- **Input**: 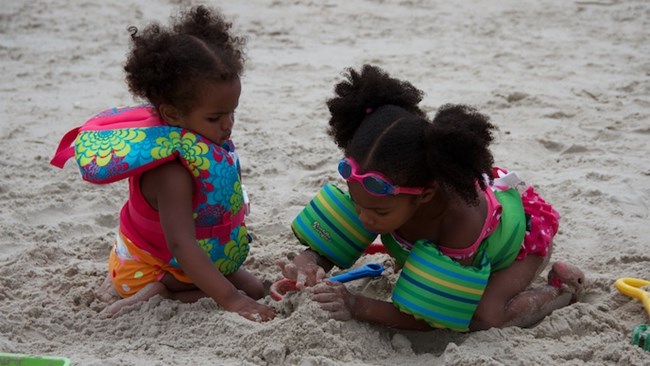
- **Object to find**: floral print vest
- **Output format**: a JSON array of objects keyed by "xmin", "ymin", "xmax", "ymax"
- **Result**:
[{"xmin": 51, "ymin": 105, "xmax": 250, "ymax": 275}]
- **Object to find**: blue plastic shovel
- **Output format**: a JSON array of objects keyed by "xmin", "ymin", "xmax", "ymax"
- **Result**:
[
  {"xmin": 327, "ymin": 263, "xmax": 384, "ymax": 282},
  {"xmin": 270, "ymin": 263, "xmax": 385, "ymax": 301}
]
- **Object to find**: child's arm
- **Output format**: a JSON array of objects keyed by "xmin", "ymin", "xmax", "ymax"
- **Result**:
[
  {"xmin": 283, "ymin": 249, "xmax": 431, "ymax": 329},
  {"xmin": 310, "ymin": 281, "xmax": 431, "ymax": 330},
  {"xmin": 352, "ymin": 294, "xmax": 431, "ymax": 330},
  {"xmin": 146, "ymin": 161, "xmax": 274, "ymax": 321}
]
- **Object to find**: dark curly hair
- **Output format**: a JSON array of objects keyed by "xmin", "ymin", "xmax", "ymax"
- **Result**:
[
  {"xmin": 327, "ymin": 65, "xmax": 496, "ymax": 205},
  {"xmin": 124, "ymin": 5, "xmax": 246, "ymax": 114}
]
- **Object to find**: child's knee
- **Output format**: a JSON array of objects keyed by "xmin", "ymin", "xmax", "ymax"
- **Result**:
[
  {"xmin": 471, "ymin": 298, "xmax": 508, "ymax": 330},
  {"xmin": 471, "ymin": 308, "xmax": 506, "ymax": 330}
]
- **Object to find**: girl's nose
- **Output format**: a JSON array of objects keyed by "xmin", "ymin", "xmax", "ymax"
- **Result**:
[
  {"xmin": 356, "ymin": 206, "xmax": 374, "ymax": 227},
  {"xmin": 222, "ymin": 113, "xmax": 235, "ymax": 131}
]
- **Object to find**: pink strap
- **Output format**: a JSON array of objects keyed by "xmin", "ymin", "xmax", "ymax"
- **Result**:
[
  {"xmin": 195, "ymin": 209, "xmax": 246, "ymax": 243},
  {"xmin": 50, "ymin": 126, "xmax": 81, "ymax": 168},
  {"xmin": 438, "ymin": 188, "xmax": 502, "ymax": 260},
  {"xmin": 127, "ymin": 195, "xmax": 246, "ymax": 245}
]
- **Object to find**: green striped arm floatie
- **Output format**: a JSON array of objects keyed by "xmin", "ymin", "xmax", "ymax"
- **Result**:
[
  {"xmin": 384, "ymin": 187, "xmax": 526, "ymax": 331},
  {"xmin": 391, "ymin": 240, "xmax": 491, "ymax": 332},
  {"xmin": 291, "ymin": 183, "xmax": 378, "ymax": 268}
]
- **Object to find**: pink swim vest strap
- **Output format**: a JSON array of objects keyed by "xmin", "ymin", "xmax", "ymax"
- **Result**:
[
  {"xmin": 124, "ymin": 197, "xmax": 246, "ymax": 245},
  {"xmin": 50, "ymin": 126, "xmax": 81, "ymax": 168},
  {"xmin": 194, "ymin": 209, "xmax": 246, "ymax": 242},
  {"xmin": 437, "ymin": 187, "xmax": 501, "ymax": 260}
]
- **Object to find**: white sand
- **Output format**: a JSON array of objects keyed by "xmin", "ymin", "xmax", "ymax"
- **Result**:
[{"xmin": 2, "ymin": 0, "xmax": 650, "ymax": 365}]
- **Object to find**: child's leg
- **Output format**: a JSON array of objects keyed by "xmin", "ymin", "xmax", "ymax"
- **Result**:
[
  {"xmin": 159, "ymin": 273, "xmax": 206, "ymax": 303},
  {"xmin": 155, "ymin": 268, "xmax": 265, "ymax": 303},
  {"xmin": 102, "ymin": 282, "xmax": 169, "ymax": 317},
  {"xmin": 156, "ymin": 269, "xmax": 265, "ymax": 303},
  {"xmin": 470, "ymin": 254, "xmax": 584, "ymax": 331},
  {"xmin": 95, "ymin": 272, "xmax": 119, "ymax": 303},
  {"xmin": 102, "ymin": 233, "xmax": 187, "ymax": 315},
  {"xmin": 226, "ymin": 268, "xmax": 265, "ymax": 300}
]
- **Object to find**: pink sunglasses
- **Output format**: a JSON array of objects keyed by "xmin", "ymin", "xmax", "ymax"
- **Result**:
[{"xmin": 338, "ymin": 157, "xmax": 425, "ymax": 196}]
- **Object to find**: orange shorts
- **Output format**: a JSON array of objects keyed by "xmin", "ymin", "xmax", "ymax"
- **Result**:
[{"xmin": 108, "ymin": 230, "xmax": 192, "ymax": 298}]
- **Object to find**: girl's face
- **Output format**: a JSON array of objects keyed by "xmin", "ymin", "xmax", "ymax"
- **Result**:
[
  {"xmin": 163, "ymin": 77, "xmax": 241, "ymax": 146},
  {"xmin": 347, "ymin": 181, "xmax": 423, "ymax": 234}
]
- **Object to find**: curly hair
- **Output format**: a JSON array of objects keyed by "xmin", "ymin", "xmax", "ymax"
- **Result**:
[
  {"xmin": 327, "ymin": 64, "xmax": 426, "ymax": 151},
  {"xmin": 123, "ymin": 5, "xmax": 246, "ymax": 114},
  {"xmin": 327, "ymin": 65, "xmax": 496, "ymax": 205}
]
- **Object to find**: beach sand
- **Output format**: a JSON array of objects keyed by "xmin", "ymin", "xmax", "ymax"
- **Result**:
[{"xmin": 1, "ymin": 0, "xmax": 649, "ymax": 365}]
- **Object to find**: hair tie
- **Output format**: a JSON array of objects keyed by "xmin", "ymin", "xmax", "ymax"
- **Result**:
[{"xmin": 365, "ymin": 107, "xmax": 373, "ymax": 115}]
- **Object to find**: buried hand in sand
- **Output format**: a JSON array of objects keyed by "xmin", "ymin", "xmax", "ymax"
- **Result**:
[
  {"xmin": 51, "ymin": 5, "xmax": 274, "ymax": 322},
  {"xmin": 277, "ymin": 65, "xmax": 584, "ymax": 331}
]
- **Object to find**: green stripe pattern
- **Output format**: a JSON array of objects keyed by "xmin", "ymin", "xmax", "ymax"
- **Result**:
[
  {"xmin": 482, "ymin": 188, "xmax": 526, "ymax": 271},
  {"xmin": 392, "ymin": 240, "xmax": 491, "ymax": 332},
  {"xmin": 291, "ymin": 183, "xmax": 377, "ymax": 268},
  {"xmin": 380, "ymin": 233, "xmax": 410, "ymax": 266},
  {"xmin": 386, "ymin": 187, "xmax": 526, "ymax": 331}
]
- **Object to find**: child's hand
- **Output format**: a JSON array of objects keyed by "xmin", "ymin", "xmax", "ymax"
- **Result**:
[
  {"xmin": 223, "ymin": 293, "xmax": 275, "ymax": 322},
  {"xmin": 274, "ymin": 256, "xmax": 326, "ymax": 290},
  {"xmin": 309, "ymin": 281, "xmax": 356, "ymax": 320}
]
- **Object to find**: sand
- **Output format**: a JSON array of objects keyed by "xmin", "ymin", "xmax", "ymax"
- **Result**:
[{"xmin": 1, "ymin": 0, "xmax": 650, "ymax": 365}]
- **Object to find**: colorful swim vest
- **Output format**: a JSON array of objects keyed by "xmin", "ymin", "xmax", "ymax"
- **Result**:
[
  {"xmin": 291, "ymin": 181, "xmax": 527, "ymax": 332},
  {"xmin": 51, "ymin": 105, "xmax": 250, "ymax": 275}
]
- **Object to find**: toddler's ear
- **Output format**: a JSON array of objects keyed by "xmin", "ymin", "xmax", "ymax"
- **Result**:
[
  {"xmin": 417, "ymin": 185, "xmax": 438, "ymax": 204},
  {"xmin": 159, "ymin": 104, "xmax": 182, "ymax": 126}
]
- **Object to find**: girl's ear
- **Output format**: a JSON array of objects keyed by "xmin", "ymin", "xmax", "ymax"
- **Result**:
[
  {"xmin": 417, "ymin": 183, "xmax": 438, "ymax": 204},
  {"xmin": 159, "ymin": 104, "xmax": 182, "ymax": 126}
]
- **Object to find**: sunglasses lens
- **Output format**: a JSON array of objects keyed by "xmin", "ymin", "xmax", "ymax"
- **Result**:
[
  {"xmin": 363, "ymin": 176, "xmax": 390, "ymax": 195},
  {"xmin": 338, "ymin": 160, "xmax": 352, "ymax": 179}
]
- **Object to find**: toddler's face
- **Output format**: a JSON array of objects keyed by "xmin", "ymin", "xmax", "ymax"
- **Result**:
[
  {"xmin": 178, "ymin": 77, "xmax": 241, "ymax": 146},
  {"xmin": 346, "ymin": 181, "xmax": 420, "ymax": 234}
]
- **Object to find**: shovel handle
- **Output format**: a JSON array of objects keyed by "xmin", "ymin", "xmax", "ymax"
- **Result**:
[
  {"xmin": 328, "ymin": 263, "xmax": 384, "ymax": 283},
  {"xmin": 615, "ymin": 278, "xmax": 650, "ymax": 317},
  {"xmin": 270, "ymin": 263, "xmax": 385, "ymax": 301}
]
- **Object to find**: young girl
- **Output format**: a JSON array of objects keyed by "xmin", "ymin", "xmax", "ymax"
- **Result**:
[
  {"xmin": 51, "ymin": 5, "xmax": 275, "ymax": 322},
  {"xmin": 277, "ymin": 65, "xmax": 584, "ymax": 331}
]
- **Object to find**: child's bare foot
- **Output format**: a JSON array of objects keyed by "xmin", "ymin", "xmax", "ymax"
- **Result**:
[
  {"xmin": 547, "ymin": 261, "xmax": 585, "ymax": 298},
  {"xmin": 101, "ymin": 282, "xmax": 167, "ymax": 317},
  {"xmin": 95, "ymin": 274, "xmax": 119, "ymax": 303},
  {"xmin": 222, "ymin": 292, "xmax": 276, "ymax": 322}
]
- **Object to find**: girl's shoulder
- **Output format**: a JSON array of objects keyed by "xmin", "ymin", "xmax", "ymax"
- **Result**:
[{"xmin": 439, "ymin": 193, "xmax": 487, "ymax": 247}]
